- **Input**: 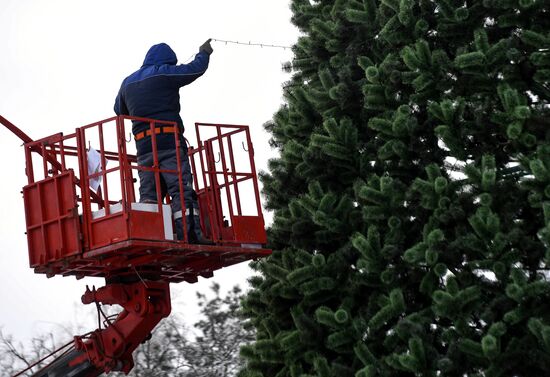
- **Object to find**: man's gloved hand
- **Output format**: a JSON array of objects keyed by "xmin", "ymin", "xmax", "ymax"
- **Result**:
[{"xmin": 199, "ymin": 39, "xmax": 213, "ymax": 55}]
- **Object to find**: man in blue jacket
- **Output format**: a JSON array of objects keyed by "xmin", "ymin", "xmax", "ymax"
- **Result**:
[{"xmin": 114, "ymin": 40, "xmax": 213, "ymax": 243}]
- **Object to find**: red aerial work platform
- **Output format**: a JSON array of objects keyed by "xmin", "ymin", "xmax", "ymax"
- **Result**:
[{"xmin": 1, "ymin": 114, "xmax": 271, "ymax": 375}]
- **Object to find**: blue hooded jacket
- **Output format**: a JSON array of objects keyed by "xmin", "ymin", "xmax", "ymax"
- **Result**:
[{"xmin": 114, "ymin": 43, "xmax": 210, "ymax": 155}]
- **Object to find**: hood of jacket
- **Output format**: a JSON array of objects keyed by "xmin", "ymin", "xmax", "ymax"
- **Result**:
[{"xmin": 142, "ymin": 43, "xmax": 178, "ymax": 66}]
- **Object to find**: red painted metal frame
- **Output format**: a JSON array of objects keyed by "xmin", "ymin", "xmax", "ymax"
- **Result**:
[
  {"xmin": 18, "ymin": 115, "xmax": 270, "ymax": 282},
  {"xmin": 3, "ymin": 114, "xmax": 271, "ymax": 375},
  {"xmin": 191, "ymin": 122, "xmax": 267, "ymax": 245}
]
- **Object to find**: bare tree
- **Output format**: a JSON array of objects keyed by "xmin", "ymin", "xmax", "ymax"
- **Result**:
[
  {"xmin": 172, "ymin": 284, "xmax": 255, "ymax": 377},
  {"xmin": 0, "ymin": 328, "xmax": 68, "ymax": 377}
]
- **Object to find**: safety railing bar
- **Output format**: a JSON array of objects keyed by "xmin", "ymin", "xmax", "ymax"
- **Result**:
[
  {"xmin": 48, "ymin": 144, "xmax": 78, "ymax": 151},
  {"xmin": 59, "ymin": 139, "xmax": 66, "ymax": 171},
  {"xmin": 173, "ymin": 127, "xmax": 188, "ymax": 243},
  {"xmin": 117, "ymin": 117, "xmax": 137, "ymax": 204},
  {"xmin": 195, "ymin": 123, "xmax": 218, "ymax": 241},
  {"xmin": 216, "ymin": 126, "xmax": 236, "ymax": 230},
  {"xmin": 87, "ymin": 165, "xmax": 122, "ymax": 179},
  {"xmin": 149, "ymin": 121, "xmax": 165, "ymax": 219},
  {"xmin": 195, "ymin": 122, "xmax": 248, "ymax": 129},
  {"xmin": 24, "ymin": 145, "xmax": 34, "ymax": 183},
  {"xmin": 201, "ymin": 128, "xmax": 246, "ymax": 144},
  {"xmin": 127, "ymin": 165, "xmax": 232, "ymax": 189},
  {"xmin": 115, "ymin": 116, "xmax": 131, "ymax": 213},
  {"xmin": 32, "ymin": 147, "xmax": 78, "ymax": 161},
  {"xmin": 116, "ymin": 113, "xmax": 179, "ymax": 214},
  {"xmin": 189, "ymin": 151, "xmax": 204, "ymax": 233},
  {"xmin": 188, "ymin": 146, "xmax": 206, "ymax": 190},
  {"xmin": 202, "ymin": 170, "xmax": 254, "ymax": 177},
  {"xmin": 47, "ymin": 146, "xmax": 129, "ymax": 162},
  {"xmin": 47, "ymin": 143, "xmax": 61, "ymax": 176},
  {"xmin": 24, "ymin": 132, "xmax": 66, "ymax": 147},
  {"xmin": 127, "ymin": 165, "xmax": 184, "ymax": 175},
  {"xmin": 79, "ymin": 116, "xmax": 118, "ymax": 130},
  {"xmin": 20, "ymin": 126, "xmax": 110, "ymax": 219},
  {"xmin": 77, "ymin": 197, "xmax": 118, "ymax": 206},
  {"xmin": 199, "ymin": 172, "xmax": 252, "ymax": 186},
  {"xmin": 47, "ymin": 142, "xmax": 124, "ymax": 155},
  {"xmin": 26, "ymin": 135, "xmax": 70, "ymax": 167},
  {"xmin": 41, "ymin": 143, "xmax": 49, "ymax": 178},
  {"xmin": 27, "ymin": 142, "xmax": 106, "ymax": 206},
  {"xmin": 212, "ymin": 175, "xmax": 254, "ymax": 190},
  {"xmin": 98, "ymin": 123, "xmax": 110, "ymax": 214},
  {"xmin": 121, "ymin": 115, "xmax": 178, "ymax": 127},
  {"xmin": 77, "ymin": 129, "xmax": 93, "ymax": 250},
  {"xmin": 47, "ymin": 150, "xmax": 78, "ymax": 158},
  {"xmin": 188, "ymin": 145, "xmax": 208, "ymax": 159},
  {"xmin": 102, "ymin": 152, "xmax": 136, "ymax": 162},
  {"xmin": 227, "ymin": 136, "xmax": 242, "ymax": 216},
  {"xmin": 205, "ymin": 140, "xmax": 224, "ymax": 241},
  {"xmin": 246, "ymin": 127, "xmax": 263, "ymax": 218}
]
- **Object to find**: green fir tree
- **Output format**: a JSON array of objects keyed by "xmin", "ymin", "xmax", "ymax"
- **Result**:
[{"xmin": 241, "ymin": 0, "xmax": 550, "ymax": 376}]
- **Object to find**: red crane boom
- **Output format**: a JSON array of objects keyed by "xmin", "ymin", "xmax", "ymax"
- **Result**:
[{"xmin": 1, "ymin": 115, "xmax": 271, "ymax": 375}]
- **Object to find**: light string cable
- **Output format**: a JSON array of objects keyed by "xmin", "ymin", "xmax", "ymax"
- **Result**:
[
  {"xmin": 211, "ymin": 38, "xmax": 292, "ymax": 50},
  {"xmin": 182, "ymin": 38, "xmax": 293, "ymax": 63}
]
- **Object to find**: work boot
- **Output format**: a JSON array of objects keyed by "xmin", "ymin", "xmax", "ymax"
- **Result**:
[
  {"xmin": 189, "ymin": 215, "xmax": 214, "ymax": 245},
  {"xmin": 175, "ymin": 215, "xmax": 214, "ymax": 244}
]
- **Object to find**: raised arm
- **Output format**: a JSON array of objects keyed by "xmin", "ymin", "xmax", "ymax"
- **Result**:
[{"xmin": 169, "ymin": 40, "xmax": 213, "ymax": 87}]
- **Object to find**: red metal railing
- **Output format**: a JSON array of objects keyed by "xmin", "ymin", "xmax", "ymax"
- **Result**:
[
  {"xmin": 21, "ymin": 115, "xmax": 267, "ymax": 267},
  {"xmin": 191, "ymin": 123, "xmax": 265, "ymax": 244}
]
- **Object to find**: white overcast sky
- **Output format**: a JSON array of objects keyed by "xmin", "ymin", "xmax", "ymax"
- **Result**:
[{"xmin": 0, "ymin": 0, "xmax": 297, "ymax": 344}]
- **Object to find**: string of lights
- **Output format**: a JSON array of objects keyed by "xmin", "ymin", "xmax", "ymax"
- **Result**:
[
  {"xmin": 181, "ymin": 38, "xmax": 293, "ymax": 63},
  {"xmin": 211, "ymin": 38, "xmax": 292, "ymax": 50}
]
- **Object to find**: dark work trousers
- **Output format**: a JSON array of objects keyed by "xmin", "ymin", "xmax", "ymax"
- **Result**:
[{"xmin": 137, "ymin": 147, "xmax": 202, "ymax": 241}]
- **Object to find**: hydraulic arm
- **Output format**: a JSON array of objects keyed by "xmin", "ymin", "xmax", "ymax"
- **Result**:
[
  {"xmin": 30, "ymin": 349, "xmax": 99, "ymax": 377},
  {"xmin": 29, "ymin": 281, "xmax": 171, "ymax": 376},
  {"xmin": 74, "ymin": 281, "xmax": 172, "ymax": 373}
]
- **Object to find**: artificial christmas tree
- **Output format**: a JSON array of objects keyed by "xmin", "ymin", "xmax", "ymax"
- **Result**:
[{"xmin": 241, "ymin": 0, "xmax": 550, "ymax": 376}]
